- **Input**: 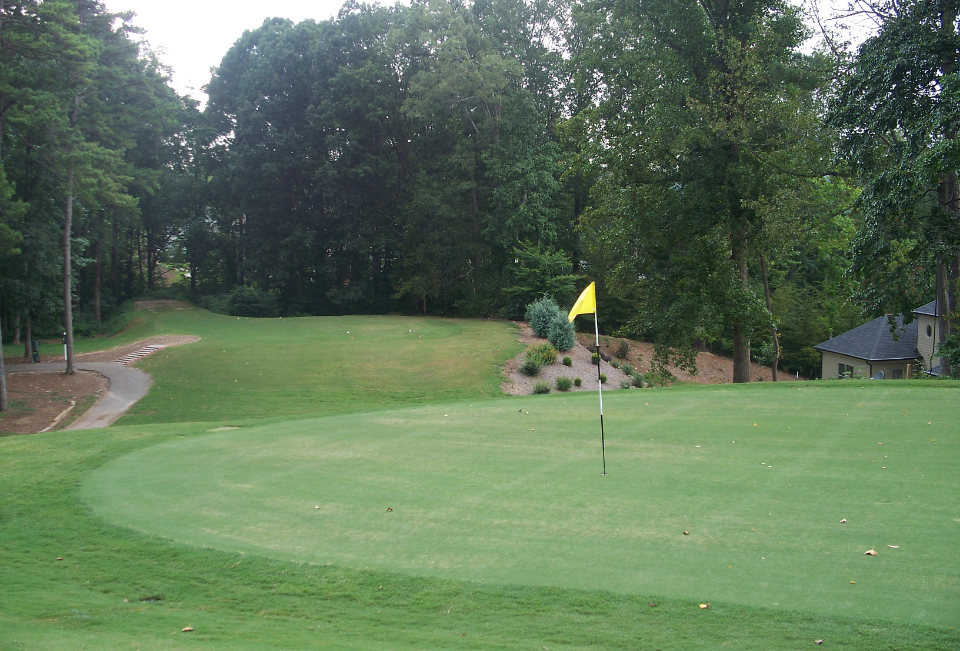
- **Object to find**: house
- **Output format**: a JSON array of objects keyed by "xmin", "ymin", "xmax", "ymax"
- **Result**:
[{"xmin": 814, "ymin": 301, "xmax": 942, "ymax": 379}]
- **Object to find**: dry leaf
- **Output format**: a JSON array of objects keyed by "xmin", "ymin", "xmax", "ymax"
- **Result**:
[
  {"xmin": 699, "ymin": 603, "xmax": 709, "ymax": 609},
  {"xmin": 815, "ymin": 640, "xmax": 824, "ymax": 645},
  {"xmin": 850, "ymin": 581, "xmax": 856, "ymax": 584},
  {"xmin": 648, "ymin": 603, "xmax": 657, "ymax": 608},
  {"xmin": 181, "ymin": 627, "xmax": 194, "ymax": 632},
  {"xmin": 865, "ymin": 549, "xmax": 877, "ymax": 556},
  {"xmin": 386, "ymin": 507, "xmax": 393, "ymax": 512},
  {"xmin": 683, "ymin": 531, "xmax": 689, "ymax": 535},
  {"xmin": 887, "ymin": 545, "xmax": 899, "ymax": 549},
  {"xmin": 56, "ymin": 557, "xmax": 63, "ymax": 561},
  {"xmin": 840, "ymin": 519, "xmax": 846, "ymax": 523}
]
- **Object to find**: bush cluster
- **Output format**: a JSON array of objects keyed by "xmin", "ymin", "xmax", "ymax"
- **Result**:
[
  {"xmin": 524, "ymin": 296, "xmax": 576, "ymax": 351},
  {"xmin": 573, "ymin": 377, "xmax": 582, "ymax": 387},
  {"xmin": 555, "ymin": 376, "xmax": 573, "ymax": 391},
  {"xmin": 616, "ymin": 340, "xmax": 630, "ymax": 359},
  {"xmin": 520, "ymin": 360, "xmax": 541, "ymax": 376},
  {"xmin": 533, "ymin": 381, "xmax": 551, "ymax": 394},
  {"xmin": 199, "ymin": 286, "xmax": 280, "ymax": 318},
  {"xmin": 527, "ymin": 342, "xmax": 558, "ymax": 366},
  {"xmin": 562, "ymin": 356, "xmax": 572, "ymax": 367}
]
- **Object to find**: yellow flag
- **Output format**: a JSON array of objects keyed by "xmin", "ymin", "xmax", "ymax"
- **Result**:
[{"xmin": 568, "ymin": 282, "xmax": 597, "ymax": 322}]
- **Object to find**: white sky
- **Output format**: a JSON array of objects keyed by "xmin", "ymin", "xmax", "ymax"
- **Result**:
[{"xmin": 102, "ymin": 0, "xmax": 352, "ymax": 102}]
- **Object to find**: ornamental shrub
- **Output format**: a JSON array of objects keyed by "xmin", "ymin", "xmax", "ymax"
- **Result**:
[
  {"xmin": 574, "ymin": 377, "xmax": 582, "ymax": 387},
  {"xmin": 562, "ymin": 356, "xmax": 572, "ymax": 367},
  {"xmin": 616, "ymin": 340, "xmax": 630, "ymax": 359},
  {"xmin": 527, "ymin": 342, "xmax": 558, "ymax": 366},
  {"xmin": 555, "ymin": 376, "xmax": 573, "ymax": 391},
  {"xmin": 520, "ymin": 359, "xmax": 541, "ymax": 376},
  {"xmin": 599, "ymin": 373, "xmax": 607, "ymax": 384},
  {"xmin": 632, "ymin": 372, "xmax": 645, "ymax": 387},
  {"xmin": 525, "ymin": 296, "xmax": 562, "ymax": 338},
  {"xmin": 620, "ymin": 363, "xmax": 634, "ymax": 376},
  {"xmin": 620, "ymin": 380, "xmax": 632, "ymax": 389},
  {"xmin": 547, "ymin": 317, "xmax": 576, "ymax": 351},
  {"xmin": 591, "ymin": 353, "xmax": 601, "ymax": 365},
  {"xmin": 533, "ymin": 381, "xmax": 551, "ymax": 394}
]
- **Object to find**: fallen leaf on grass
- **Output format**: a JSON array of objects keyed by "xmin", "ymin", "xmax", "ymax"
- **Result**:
[
  {"xmin": 683, "ymin": 531, "xmax": 689, "ymax": 535},
  {"xmin": 815, "ymin": 640, "xmax": 824, "ymax": 645},
  {"xmin": 181, "ymin": 627, "xmax": 194, "ymax": 632},
  {"xmin": 648, "ymin": 603, "xmax": 657, "ymax": 608},
  {"xmin": 840, "ymin": 519, "xmax": 846, "ymax": 523},
  {"xmin": 386, "ymin": 507, "xmax": 393, "ymax": 512},
  {"xmin": 850, "ymin": 581, "xmax": 856, "ymax": 584},
  {"xmin": 699, "ymin": 603, "xmax": 709, "ymax": 609},
  {"xmin": 887, "ymin": 545, "xmax": 899, "ymax": 549},
  {"xmin": 865, "ymin": 549, "xmax": 877, "ymax": 556}
]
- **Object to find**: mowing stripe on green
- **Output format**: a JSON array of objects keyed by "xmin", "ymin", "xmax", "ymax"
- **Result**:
[{"xmin": 83, "ymin": 382, "xmax": 960, "ymax": 627}]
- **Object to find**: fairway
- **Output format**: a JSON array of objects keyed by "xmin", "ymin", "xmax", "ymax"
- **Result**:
[{"xmin": 84, "ymin": 382, "xmax": 959, "ymax": 628}]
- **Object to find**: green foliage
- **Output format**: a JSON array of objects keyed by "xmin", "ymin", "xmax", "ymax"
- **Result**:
[
  {"xmin": 526, "ymin": 342, "xmax": 558, "ymax": 366},
  {"xmin": 520, "ymin": 359, "xmax": 541, "ymax": 376},
  {"xmin": 562, "ymin": 356, "xmax": 572, "ymax": 366},
  {"xmin": 532, "ymin": 381, "xmax": 551, "ymax": 394},
  {"xmin": 599, "ymin": 373, "xmax": 607, "ymax": 384},
  {"xmin": 631, "ymin": 373, "xmax": 645, "ymax": 388},
  {"xmin": 620, "ymin": 379, "xmax": 631, "ymax": 389},
  {"xmin": 226, "ymin": 287, "xmax": 280, "ymax": 318},
  {"xmin": 620, "ymin": 363, "xmax": 634, "ymax": 376},
  {"xmin": 573, "ymin": 377, "xmax": 582, "ymax": 387},
  {"xmin": 936, "ymin": 330, "xmax": 960, "ymax": 378},
  {"xmin": 591, "ymin": 353, "xmax": 600, "ymax": 365},
  {"xmin": 547, "ymin": 317, "xmax": 576, "ymax": 351},
  {"xmin": 555, "ymin": 376, "xmax": 573, "ymax": 391},
  {"xmin": 503, "ymin": 245, "xmax": 578, "ymax": 319},
  {"xmin": 525, "ymin": 296, "xmax": 562, "ymax": 338},
  {"xmin": 616, "ymin": 340, "xmax": 630, "ymax": 359}
]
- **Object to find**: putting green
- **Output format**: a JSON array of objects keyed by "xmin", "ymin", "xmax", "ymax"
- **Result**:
[{"xmin": 83, "ymin": 383, "xmax": 959, "ymax": 627}]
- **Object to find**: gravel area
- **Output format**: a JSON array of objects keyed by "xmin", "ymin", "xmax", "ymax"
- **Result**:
[{"xmin": 501, "ymin": 323, "xmax": 630, "ymax": 395}]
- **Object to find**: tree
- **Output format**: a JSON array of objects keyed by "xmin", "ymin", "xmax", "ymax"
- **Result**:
[
  {"xmin": 830, "ymin": 0, "xmax": 960, "ymax": 375},
  {"xmin": 572, "ymin": 0, "xmax": 834, "ymax": 381}
]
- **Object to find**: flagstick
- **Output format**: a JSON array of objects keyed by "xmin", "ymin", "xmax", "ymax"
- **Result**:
[{"xmin": 595, "ymin": 311, "xmax": 606, "ymax": 476}]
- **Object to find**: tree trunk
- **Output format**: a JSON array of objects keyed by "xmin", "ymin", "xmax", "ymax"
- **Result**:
[
  {"xmin": 760, "ymin": 256, "xmax": 779, "ymax": 381},
  {"xmin": 63, "ymin": 170, "xmax": 75, "ymax": 375},
  {"xmin": 0, "ymin": 314, "xmax": 7, "ymax": 411},
  {"xmin": 12, "ymin": 314, "xmax": 19, "ymax": 346},
  {"xmin": 94, "ymin": 212, "xmax": 103, "ymax": 323},
  {"xmin": 24, "ymin": 314, "xmax": 31, "ymax": 361},
  {"xmin": 731, "ymin": 234, "xmax": 751, "ymax": 383}
]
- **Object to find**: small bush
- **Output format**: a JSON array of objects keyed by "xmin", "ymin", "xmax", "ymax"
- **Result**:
[
  {"xmin": 547, "ymin": 318, "xmax": 576, "ymax": 351},
  {"xmin": 555, "ymin": 376, "xmax": 573, "ymax": 391},
  {"xmin": 620, "ymin": 363, "xmax": 634, "ymax": 376},
  {"xmin": 591, "ymin": 353, "xmax": 601, "ymax": 365},
  {"xmin": 520, "ymin": 359, "xmax": 541, "ymax": 376},
  {"xmin": 616, "ymin": 340, "xmax": 630, "ymax": 359},
  {"xmin": 632, "ymin": 373, "xmax": 645, "ymax": 387},
  {"xmin": 599, "ymin": 373, "xmax": 607, "ymax": 384},
  {"xmin": 525, "ymin": 296, "xmax": 562, "ymax": 338},
  {"xmin": 610, "ymin": 360, "xmax": 620, "ymax": 369},
  {"xmin": 562, "ymin": 356, "xmax": 572, "ymax": 366},
  {"xmin": 227, "ymin": 286, "xmax": 280, "ymax": 318},
  {"xmin": 527, "ymin": 342, "xmax": 558, "ymax": 366},
  {"xmin": 574, "ymin": 377, "xmax": 582, "ymax": 387},
  {"xmin": 620, "ymin": 380, "xmax": 632, "ymax": 389},
  {"xmin": 533, "ymin": 381, "xmax": 551, "ymax": 394}
]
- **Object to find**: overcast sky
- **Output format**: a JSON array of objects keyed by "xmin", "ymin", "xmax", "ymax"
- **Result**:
[{"xmin": 102, "ymin": 0, "xmax": 353, "ymax": 102}]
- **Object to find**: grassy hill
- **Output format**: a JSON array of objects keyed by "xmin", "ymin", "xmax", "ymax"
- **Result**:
[{"xmin": 1, "ymin": 300, "xmax": 958, "ymax": 650}]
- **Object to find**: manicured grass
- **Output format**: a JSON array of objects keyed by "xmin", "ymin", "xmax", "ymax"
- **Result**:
[
  {"xmin": 2, "ymin": 303, "xmax": 958, "ymax": 649},
  {"xmin": 84, "ymin": 383, "xmax": 959, "ymax": 628},
  {"xmin": 2, "ymin": 411, "xmax": 957, "ymax": 650}
]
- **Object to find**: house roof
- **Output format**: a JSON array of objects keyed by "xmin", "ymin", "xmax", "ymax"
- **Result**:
[
  {"xmin": 913, "ymin": 300, "xmax": 941, "ymax": 317},
  {"xmin": 814, "ymin": 315, "xmax": 921, "ymax": 362}
]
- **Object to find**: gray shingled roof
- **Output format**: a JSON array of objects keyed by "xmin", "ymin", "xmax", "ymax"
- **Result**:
[
  {"xmin": 913, "ymin": 300, "xmax": 941, "ymax": 317},
  {"xmin": 814, "ymin": 315, "xmax": 920, "ymax": 361}
]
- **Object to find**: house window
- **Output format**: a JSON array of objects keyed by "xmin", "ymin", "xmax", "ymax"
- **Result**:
[
  {"xmin": 839, "ymin": 363, "xmax": 854, "ymax": 377},
  {"xmin": 893, "ymin": 369, "xmax": 904, "ymax": 379},
  {"xmin": 926, "ymin": 325, "xmax": 932, "ymax": 337}
]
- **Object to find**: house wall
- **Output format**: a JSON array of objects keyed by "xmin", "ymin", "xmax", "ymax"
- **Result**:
[
  {"xmin": 916, "ymin": 314, "xmax": 941, "ymax": 371},
  {"xmin": 821, "ymin": 352, "xmax": 871, "ymax": 379},
  {"xmin": 820, "ymin": 351, "xmax": 913, "ymax": 380}
]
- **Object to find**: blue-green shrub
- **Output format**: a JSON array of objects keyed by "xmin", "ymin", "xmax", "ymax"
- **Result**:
[{"xmin": 547, "ymin": 318, "xmax": 576, "ymax": 351}]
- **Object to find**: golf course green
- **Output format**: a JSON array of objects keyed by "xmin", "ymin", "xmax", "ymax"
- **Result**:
[{"xmin": 2, "ymin": 300, "xmax": 958, "ymax": 649}]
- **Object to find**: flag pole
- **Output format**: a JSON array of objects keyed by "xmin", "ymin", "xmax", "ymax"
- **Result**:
[{"xmin": 595, "ymin": 311, "xmax": 606, "ymax": 476}]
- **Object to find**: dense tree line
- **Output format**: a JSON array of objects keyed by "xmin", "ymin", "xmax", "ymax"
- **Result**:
[{"xmin": 1, "ymin": 0, "xmax": 957, "ymax": 393}]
